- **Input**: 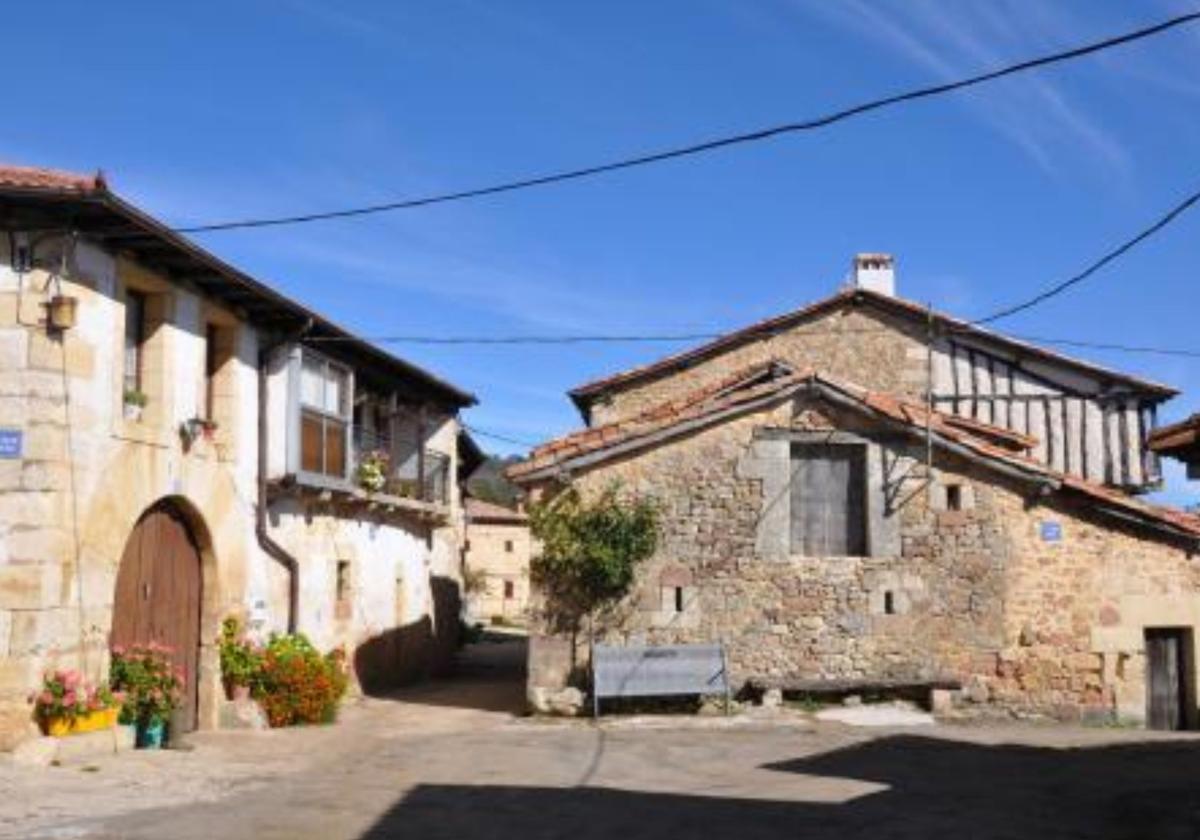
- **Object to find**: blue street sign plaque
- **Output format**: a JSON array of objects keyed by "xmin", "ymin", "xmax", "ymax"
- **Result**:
[
  {"xmin": 0, "ymin": 429, "xmax": 22, "ymax": 459},
  {"xmin": 1040, "ymin": 521, "xmax": 1062, "ymax": 542}
]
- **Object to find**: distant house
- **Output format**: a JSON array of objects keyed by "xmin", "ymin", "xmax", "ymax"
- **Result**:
[
  {"xmin": 463, "ymin": 498, "xmax": 532, "ymax": 623},
  {"xmin": 1149, "ymin": 414, "xmax": 1200, "ymax": 479},
  {"xmin": 511, "ymin": 254, "xmax": 1200, "ymax": 729},
  {"xmin": 0, "ymin": 164, "xmax": 476, "ymax": 748}
]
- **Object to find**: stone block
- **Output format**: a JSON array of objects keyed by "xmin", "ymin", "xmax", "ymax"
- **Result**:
[
  {"xmin": 11, "ymin": 735, "xmax": 57, "ymax": 767},
  {"xmin": 8, "ymin": 608, "xmax": 64, "ymax": 656},
  {"xmin": 527, "ymin": 634, "xmax": 574, "ymax": 690},
  {"xmin": 0, "ymin": 654, "xmax": 44, "ymax": 695},
  {"xmin": 19, "ymin": 425, "xmax": 65, "ymax": 461},
  {"xmin": 27, "ymin": 333, "xmax": 94, "ymax": 378},
  {"xmin": 20, "ymin": 461, "xmax": 69, "ymax": 491},
  {"xmin": 0, "ymin": 700, "xmax": 40, "ymax": 750},
  {"xmin": 6, "ymin": 527, "xmax": 71, "ymax": 564},
  {"xmin": 930, "ymin": 688, "xmax": 956, "ymax": 714},
  {"xmin": 528, "ymin": 685, "xmax": 585, "ymax": 716},
  {"xmin": 52, "ymin": 726, "xmax": 124, "ymax": 764},
  {"xmin": 0, "ymin": 563, "xmax": 61, "ymax": 610},
  {"xmin": 0, "ymin": 490, "xmax": 62, "ymax": 526},
  {"xmin": 218, "ymin": 696, "xmax": 269, "ymax": 730},
  {"xmin": 0, "ymin": 329, "xmax": 27, "ymax": 371}
]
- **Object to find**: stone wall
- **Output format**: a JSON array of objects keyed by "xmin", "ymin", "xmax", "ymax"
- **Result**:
[
  {"xmin": 464, "ymin": 520, "xmax": 533, "ymax": 622},
  {"xmin": 528, "ymin": 390, "xmax": 1199, "ymax": 724},
  {"xmin": 590, "ymin": 305, "xmax": 926, "ymax": 426},
  {"xmin": 0, "ymin": 234, "xmax": 466, "ymax": 747}
]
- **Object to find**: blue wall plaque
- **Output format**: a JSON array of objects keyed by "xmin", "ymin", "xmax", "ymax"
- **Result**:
[
  {"xmin": 1040, "ymin": 521, "xmax": 1062, "ymax": 542},
  {"xmin": 0, "ymin": 429, "xmax": 22, "ymax": 459}
]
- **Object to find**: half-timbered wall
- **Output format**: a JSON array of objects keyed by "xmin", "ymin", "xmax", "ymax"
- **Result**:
[{"xmin": 931, "ymin": 335, "xmax": 1160, "ymax": 490}]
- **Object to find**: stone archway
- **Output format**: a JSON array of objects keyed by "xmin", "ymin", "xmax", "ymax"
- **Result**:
[{"xmin": 111, "ymin": 499, "xmax": 207, "ymax": 732}]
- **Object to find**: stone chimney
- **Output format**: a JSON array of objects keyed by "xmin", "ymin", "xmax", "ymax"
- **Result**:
[{"xmin": 851, "ymin": 253, "xmax": 895, "ymax": 296}]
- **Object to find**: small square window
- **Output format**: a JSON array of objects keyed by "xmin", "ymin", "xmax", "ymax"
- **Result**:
[
  {"xmin": 503, "ymin": 580, "xmax": 515, "ymax": 599},
  {"xmin": 336, "ymin": 560, "xmax": 351, "ymax": 603},
  {"xmin": 673, "ymin": 586, "xmax": 684, "ymax": 613},
  {"xmin": 504, "ymin": 540, "xmax": 514, "ymax": 553},
  {"xmin": 883, "ymin": 590, "xmax": 895, "ymax": 615},
  {"xmin": 946, "ymin": 484, "xmax": 963, "ymax": 512}
]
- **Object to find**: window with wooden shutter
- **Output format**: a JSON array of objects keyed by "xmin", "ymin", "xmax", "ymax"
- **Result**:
[
  {"xmin": 298, "ymin": 352, "xmax": 352, "ymax": 479},
  {"xmin": 789, "ymin": 443, "xmax": 866, "ymax": 556}
]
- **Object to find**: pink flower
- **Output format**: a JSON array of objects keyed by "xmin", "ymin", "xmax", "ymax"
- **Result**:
[
  {"xmin": 63, "ymin": 690, "xmax": 77, "ymax": 706},
  {"xmin": 61, "ymin": 670, "xmax": 81, "ymax": 690},
  {"xmin": 38, "ymin": 691, "xmax": 53, "ymax": 705}
]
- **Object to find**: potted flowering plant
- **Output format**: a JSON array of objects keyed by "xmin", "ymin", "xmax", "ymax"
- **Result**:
[
  {"xmin": 110, "ymin": 643, "xmax": 184, "ymax": 749},
  {"xmin": 123, "ymin": 389, "xmax": 148, "ymax": 421},
  {"xmin": 30, "ymin": 670, "xmax": 123, "ymax": 736},
  {"xmin": 355, "ymin": 449, "xmax": 390, "ymax": 494},
  {"xmin": 218, "ymin": 617, "xmax": 262, "ymax": 700}
]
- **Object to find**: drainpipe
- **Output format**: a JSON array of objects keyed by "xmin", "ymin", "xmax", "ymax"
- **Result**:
[{"xmin": 256, "ymin": 324, "xmax": 310, "ymax": 634}]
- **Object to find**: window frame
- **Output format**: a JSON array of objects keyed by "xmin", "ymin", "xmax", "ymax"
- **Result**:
[
  {"xmin": 203, "ymin": 322, "xmax": 218, "ymax": 422},
  {"xmin": 292, "ymin": 348, "xmax": 355, "ymax": 483},
  {"xmin": 123, "ymin": 289, "xmax": 147, "ymax": 396},
  {"xmin": 788, "ymin": 441, "xmax": 868, "ymax": 557}
]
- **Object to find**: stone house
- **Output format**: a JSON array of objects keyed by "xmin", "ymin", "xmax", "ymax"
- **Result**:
[
  {"xmin": 0, "ymin": 164, "xmax": 477, "ymax": 747},
  {"xmin": 463, "ymin": 498, "xmax": 532, "ymax": 623},
  {"xmin": 510, "ymin": 255, "xmax": 1200, "ymax": 729}
]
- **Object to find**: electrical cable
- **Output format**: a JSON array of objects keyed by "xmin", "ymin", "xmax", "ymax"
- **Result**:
[
  {"xmin": 968, "ymin": 184, "xmax": 1200, "ymax": 326},
  {"xmin": 174, "ymin": 10, "xmax": 1200, "ymax": 234}
]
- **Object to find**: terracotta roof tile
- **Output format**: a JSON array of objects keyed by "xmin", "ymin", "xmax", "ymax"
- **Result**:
[
  {"xmin": 567, "ymin": 288, "xmax": 1177, "ymax": 409},
  {"xmin": 465, "ymin": 497, "xmax": 527, "ymax": 524},
  {"xmin": 0, "ymin": 164, "xmax": 105, "ymax": 194},
  {"xmin": 511, "ymin": 364, "xmax": 1200, "ymax": 540}
]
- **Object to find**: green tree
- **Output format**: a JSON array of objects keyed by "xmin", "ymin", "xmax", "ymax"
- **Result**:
[{"xmin": 529, "ymin": 485, "xmax": 659, "ymax": 654}]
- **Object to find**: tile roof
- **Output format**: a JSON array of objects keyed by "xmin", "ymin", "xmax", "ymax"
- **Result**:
[
  {"xmin": 567, "ymin": 288, "xmax": 1177, "ymax": 414},
  {"xmin": 511, "ymin": 363, "xmax": 1200, "ymax": 541},
  {"xmin": 0, "ymin": 161, "xmax": 475, "ymax": 407},
  {"xmin": 0, "ymin": 163, "xmax": 106, "ymax": 193},
  {"xmin": 465, "ymin": 497, "xmax": 528, "ymax": 524}
]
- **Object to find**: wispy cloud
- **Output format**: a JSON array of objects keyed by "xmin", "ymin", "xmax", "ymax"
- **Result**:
[{"xmin": 797, "ymin": 0, "xmax": 1131, "ymax": 175}]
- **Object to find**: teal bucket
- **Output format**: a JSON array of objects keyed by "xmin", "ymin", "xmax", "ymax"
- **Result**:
[{"xmin": 136, "ymin": 719, "xmax": 167, "ymax": 749}]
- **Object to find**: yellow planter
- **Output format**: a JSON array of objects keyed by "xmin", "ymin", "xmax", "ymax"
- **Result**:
[
  {"xmin": 45, "ymin": 717, "xmax": 72, "ymax": 737},
  {"xmin": 73, "ymin": 708, "xmax": 119, "ymax": 734},
  {"xmin": 44, "ymin": 708, "xmax": 120, "ymax": 737}
]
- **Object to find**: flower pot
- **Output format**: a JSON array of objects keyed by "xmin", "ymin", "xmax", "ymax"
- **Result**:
[
  {"xmin": 136, "ymin": 719, "xmax": 167, "ymax": 749},
  {"xmin": 72, "ymin": 708, "xmax": 119, "ymax": 734},
  {"xmin": 224, "ymin": 679, "xmax": 251, "ymax": 702},
  {"xmin": 44, "ymin": 716, "xmax": 73, "ymax": 737}
]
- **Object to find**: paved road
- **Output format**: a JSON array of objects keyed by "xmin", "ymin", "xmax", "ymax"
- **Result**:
[{"xmin": 9, "ymin": 636, "xmax": 1200, "ymax": 839}]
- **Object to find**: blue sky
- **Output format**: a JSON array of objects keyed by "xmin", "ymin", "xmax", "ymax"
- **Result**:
[{"xmin": 5, "ymin": 1, "xmax": 1198, "ymax": 502}]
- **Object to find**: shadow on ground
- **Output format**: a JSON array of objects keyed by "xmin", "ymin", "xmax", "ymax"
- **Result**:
[
  {"xmin": 360, "ymin": 735, "xmax": 1200, "ymax": 840},
  {"xmin": 361, "ymin": 629, "xmax": 529, "ymax": 715}
]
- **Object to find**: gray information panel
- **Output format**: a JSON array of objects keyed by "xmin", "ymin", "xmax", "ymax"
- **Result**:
[{"xmin": 592, "ymin": 643, "xmax": 729, "ymax": 716}]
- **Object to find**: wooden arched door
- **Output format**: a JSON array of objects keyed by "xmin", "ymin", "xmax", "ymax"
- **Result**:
[{"xmin": 111, "ymin": 502, "xmax": 203, "ymax": 732}]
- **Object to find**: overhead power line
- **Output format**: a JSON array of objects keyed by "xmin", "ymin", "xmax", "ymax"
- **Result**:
[
  {"xmin": 1012, "ymin": 335, "xmax": 1200, "ymax": 360},
  {"xmin": 305, "ymin": 332, "xmax": 725, "ymax": 345},
  {"xmin": 463, "ymin": 423, "xmax": 540, "ymax": 449},
  {"xmin": 175, "ymin": 10, "xmax": 1200, "ymax": 234},
  {"xmin": 305, "ymin": 324, "xmax": 1200, "ymax": 359},
  {"xmin": 969, "ymin": 183, "xmax": 1200, "ymax": 326}
]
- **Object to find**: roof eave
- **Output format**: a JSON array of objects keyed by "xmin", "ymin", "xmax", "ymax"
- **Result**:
[{"xmin": 0, "ymin": 181, "xmax": 478, "ymax": 409}]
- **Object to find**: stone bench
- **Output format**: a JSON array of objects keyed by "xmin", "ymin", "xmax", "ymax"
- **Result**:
[{"xmin": 745, "ymin": 677, "xmax": 963, "ymax": 711}]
